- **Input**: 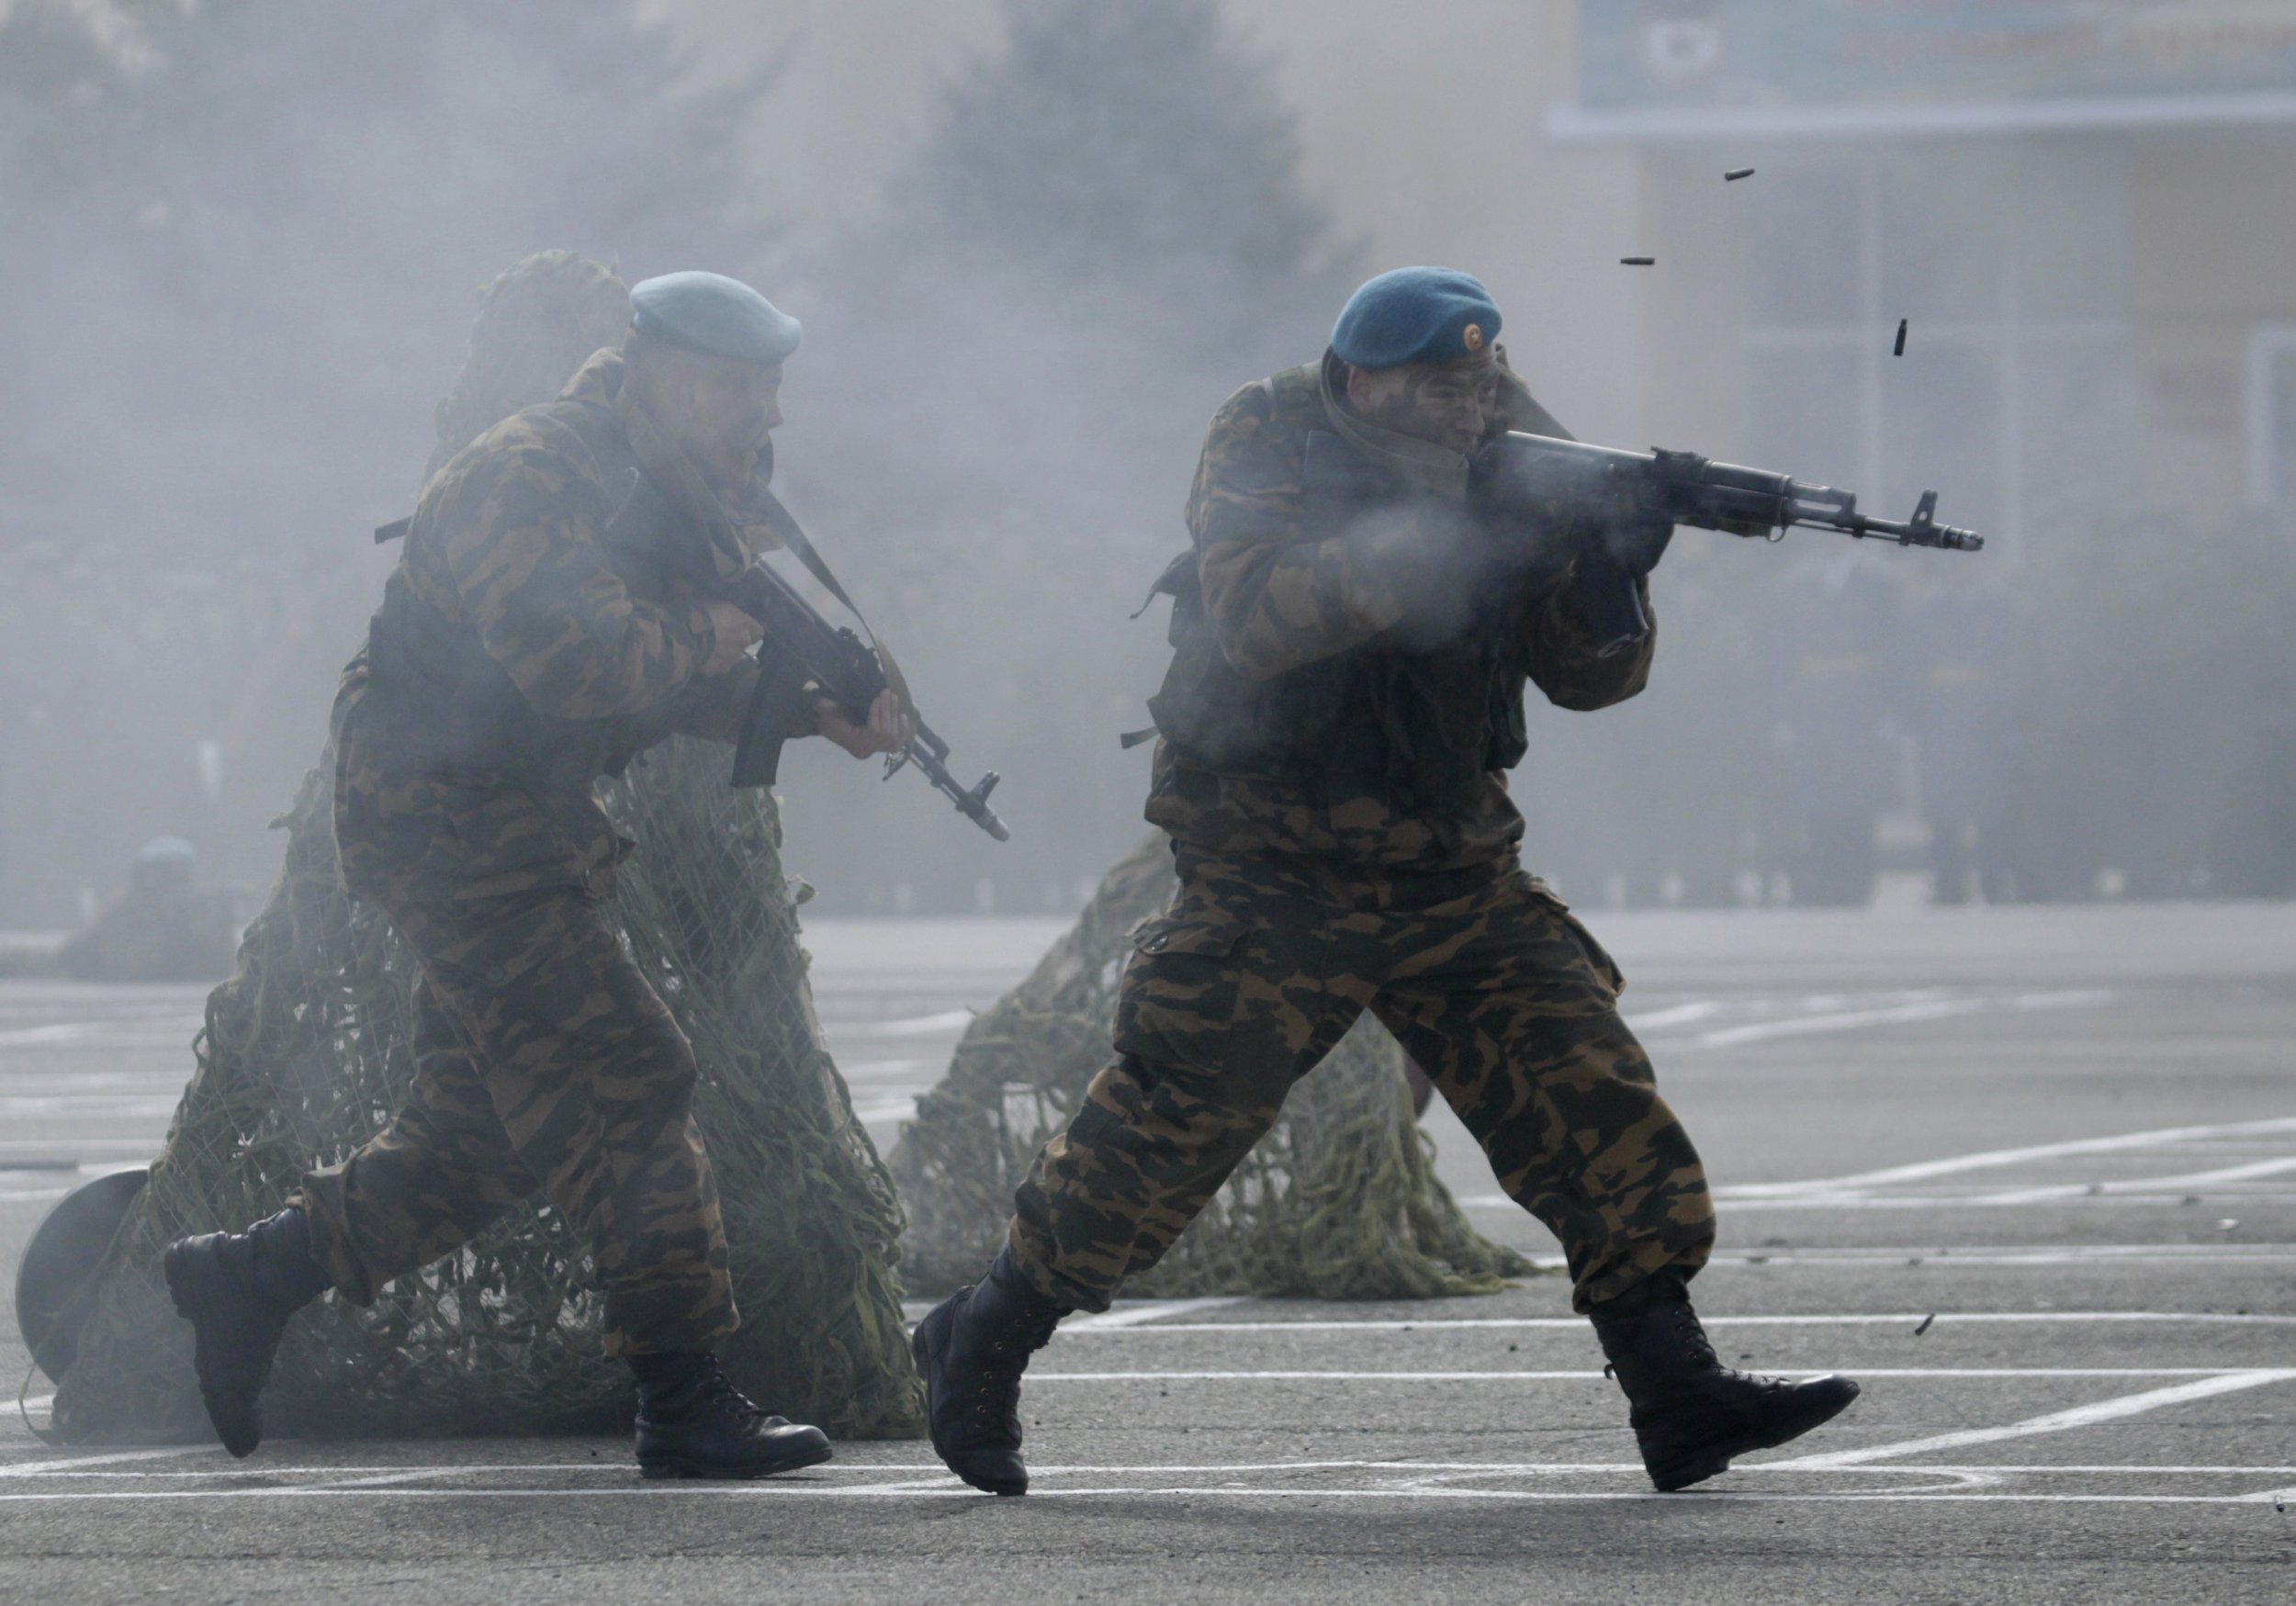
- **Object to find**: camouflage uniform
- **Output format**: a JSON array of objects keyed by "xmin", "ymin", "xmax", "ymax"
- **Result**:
[
  {"xmin": 1008, "ymin": 352, "xmax": 1715, "ymax": 1315},
  {"xmin": 295, "ymin": 348, "xmax": 803, "ymax": 1356}
]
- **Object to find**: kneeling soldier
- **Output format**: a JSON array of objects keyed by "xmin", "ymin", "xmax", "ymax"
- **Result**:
[
  {"xmin": 165, "ymin": 272, "xmax": 909, "ymax": 1477},
  {"xmin": 916, "ymin": 267, "xmax": 1859, "ymax": 1495}
]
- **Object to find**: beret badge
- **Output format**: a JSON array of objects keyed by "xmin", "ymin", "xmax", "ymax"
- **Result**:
[{"xmin": 1462, "ymin": 322, "xmax": 1485, "ymax": 354}]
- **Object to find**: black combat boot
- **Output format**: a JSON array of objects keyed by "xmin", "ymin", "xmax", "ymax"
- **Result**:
[
  {"xmin": 629, "ymin": 1352, "xmax": 832, "ymax": 1479},
  {"xmin": 911, "ymin": 1248, "xmax": 1070, "ymax": 1495},
  {"xmin": 1592, "ymin": 1268, "xmax": 1860, "ymax": 1492},
  {"xmin": 163, "ymin": 1207, "xmax": 334, "ymax": 1457}
]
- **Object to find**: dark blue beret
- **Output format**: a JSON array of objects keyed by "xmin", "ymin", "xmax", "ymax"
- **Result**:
[
  {"xmin": 1330, "ymin": 266, "xmax": 1502, "ymax": 369},
  {"xmin": 630, "ymin": 271, "xmax": 801, "ymax": 366}
]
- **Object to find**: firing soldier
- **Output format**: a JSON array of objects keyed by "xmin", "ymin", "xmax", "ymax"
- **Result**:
[
  {"xmin": 916, "ymin": 268, "xmax": 1861, "ymax": 1495},
  {"xmin": 163, "ymin": 272, "xmax": 910, "ymax": 1478}
]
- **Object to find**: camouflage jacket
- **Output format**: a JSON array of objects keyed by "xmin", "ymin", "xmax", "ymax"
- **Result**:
[
  {"xmin": 333, "ymin": 349, "xmax": 794, "ymax": 904},
  {"xmin": 1143, "ymin": 351, "xmax": 1656, "ymax": 872}
]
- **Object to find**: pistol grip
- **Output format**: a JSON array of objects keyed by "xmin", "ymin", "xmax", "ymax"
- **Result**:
[{"xmin": 731, "ymin": 653, "xmax": 816, "ymax": 789}]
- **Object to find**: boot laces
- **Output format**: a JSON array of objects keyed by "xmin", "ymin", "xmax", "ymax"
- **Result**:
[
  {"xmin": 1663, "ymin": 1298, "xmax": 1722, "ymax": 1371},
  {"xmin": 966, "ymin": 1335, "xmax": 1033, "ymax": 1439},
  {"xmin": 691, "ymin": 1357, "xmax": 768, "ymax": 1426}
]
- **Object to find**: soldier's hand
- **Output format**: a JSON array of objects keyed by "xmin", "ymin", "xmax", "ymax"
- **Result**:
[
  {"xmin": 1603, "ymin": 510, "xmax": 1675, "ymax": 578},
  {"xmin": 819, "ymin": 690, "xmax": 914, "ymax": 759},
  {"xmin": 700, "ymin": 600, "xmax": 766, "ymax": 675}
]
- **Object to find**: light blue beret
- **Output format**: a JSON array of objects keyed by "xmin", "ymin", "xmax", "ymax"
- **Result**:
[
  {"xmin": 629, "ymin": 271, "xmax": 801, "ymax": 366},
  {"xmin": 1331, "ymin": 266, "xmax": 1502, "ymax": 369}
]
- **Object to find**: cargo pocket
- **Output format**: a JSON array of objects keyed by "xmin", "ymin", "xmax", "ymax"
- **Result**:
[
  {"xmin": 1523, "ymin": 878, "xmax": 1626, "ymax": 997},
  {"xmin": 1112, "ymin": 910, "xmax": 1253, "ymax": 1072}
]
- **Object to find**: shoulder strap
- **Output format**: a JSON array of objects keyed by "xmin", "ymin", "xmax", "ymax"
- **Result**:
[{"xmin": 746, "ymin": 486, "xmax": 917, "ymax": 715}]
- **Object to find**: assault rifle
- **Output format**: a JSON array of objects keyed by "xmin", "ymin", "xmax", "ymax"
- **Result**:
[
  {"xmin": 724, "ymin": 556, "xmax": 1011, "ymax": 842},
  {"xmin": 1468, "ymin": 432, "xmax": 1984, "ymax": 655}
]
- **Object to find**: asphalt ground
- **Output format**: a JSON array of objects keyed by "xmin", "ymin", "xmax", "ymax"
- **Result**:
[{"xmin": 3, "ymin": 901, "xmax": 2293, "ymax": 1602}]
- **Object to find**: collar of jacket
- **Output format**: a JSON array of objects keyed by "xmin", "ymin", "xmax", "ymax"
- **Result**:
[
  {"xmin": 1316, "ymin": 348, "xmax": 1472, "ymax": 502},
  {"xmin": 561, "ymin": 347, "xmax": 772, "ymax": 581}
]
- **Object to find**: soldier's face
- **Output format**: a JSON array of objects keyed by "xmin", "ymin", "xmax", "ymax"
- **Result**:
[
  {"xmin": 667, "ymin": 360, "xmax": 784, "ymax": 491},
  {"xmin": 1345, "ymin": 360, "xmax": 1502, "ymax": 455}
]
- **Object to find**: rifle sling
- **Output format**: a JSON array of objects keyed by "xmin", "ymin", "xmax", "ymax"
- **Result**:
[{"xmin": 747, "ymin": 485, "xmax": 916, "ymax": 717}]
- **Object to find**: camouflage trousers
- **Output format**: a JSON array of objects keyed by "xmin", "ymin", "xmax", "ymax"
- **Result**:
[
  {"xmin": 1008, "ymin": 850, "xmax": 1715, "ymax": 1314},
  {"xmin": 293, "ymin": 740, "xmax": 735, "ymax": 1355}
]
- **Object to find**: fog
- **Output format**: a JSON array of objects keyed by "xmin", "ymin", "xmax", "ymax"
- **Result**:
[{"xmin": 3, "ymin": 0, "xmax": 2291, "ymax": 935}]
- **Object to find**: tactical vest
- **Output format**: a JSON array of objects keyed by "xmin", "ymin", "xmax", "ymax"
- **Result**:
[
  {"xmin": 360, "ymin": 399, "xmax": 709, "ymax": 788},
  {"xmin": 1146, "ymin": 365, "xmax": 1530, "ymax": 816}
]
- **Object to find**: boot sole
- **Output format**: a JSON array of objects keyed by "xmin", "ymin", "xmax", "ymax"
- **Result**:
[
  {"xmin": 637, "ymin": 1439, "xmax": 835, "ymax": 1480},
  {"xmin": 1649, "ymin": 1377, "xmax": 1862, "ymax": 1493}
]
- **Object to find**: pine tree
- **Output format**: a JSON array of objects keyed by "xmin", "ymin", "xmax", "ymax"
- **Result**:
[{"xmin": 780, "ymin": 0, "xmax": 1361, "ymax": 914}]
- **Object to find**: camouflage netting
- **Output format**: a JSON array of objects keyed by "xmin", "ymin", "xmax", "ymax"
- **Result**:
[
  {"xmin": 43, "ymin": 248, "xmax": 923, "ymax": 1443},
  {"xmin": 51, "ymin": 739, "xmax": 923, "ymax": 1442},
  {"xmin": 892, "ymin": 833, "xmax": 1535, "ymax": 1300}
]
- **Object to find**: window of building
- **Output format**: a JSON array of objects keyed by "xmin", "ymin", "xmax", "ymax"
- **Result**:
[
  {"xmin": 2245, "ymin": 324, "xmax": 2296, "ymax": 507},
  {"xmin": 1738, "ymin": 141, "xmax": 2138, "ymax": 553}
]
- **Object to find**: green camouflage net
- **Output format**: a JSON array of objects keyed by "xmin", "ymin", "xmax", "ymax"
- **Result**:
[
  {"xmin": 51, "ymin": 739, "xmax": 924, "ymax": 1442},
  {"xmin": 892, "ymin": 834, "xmax": 1535, "ymax": 1300}
]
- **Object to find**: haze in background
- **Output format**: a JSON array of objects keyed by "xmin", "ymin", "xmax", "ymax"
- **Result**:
[{"xmin": 2, "ymin": 0, "xmax": 2290, "ymax": 928}]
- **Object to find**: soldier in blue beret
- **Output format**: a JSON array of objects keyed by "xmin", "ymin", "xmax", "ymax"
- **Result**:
[
  {"xmin": 914, "ymin": 269, "xmax": 1858, "ymax": 1498},
  {"xmin": 163, "ymin": 262, "xmax": 909, "ymax": 1481}
]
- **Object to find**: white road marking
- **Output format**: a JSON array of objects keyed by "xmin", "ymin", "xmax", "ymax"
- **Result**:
[
  {"xmin": 1059, "ymin": 1310, "xmax": 2296, "ymax": 1336},
  {"xmin": 1726, "ymin": 1115, "xmax": 2296, "ymax": 1198},
  {"xmin": 1064, "ymin": 1297, "xmax": 1249, "ymax": 1331},
  {"xmin": 1968, "ymin": 1155, "xmax": 2296, "ymax": 1206},
  {"xmin": 0, "ymin": 1097, "xmax": 182, "ymax": 1118},
  {"xmin": 0, "ymin": 1447, "xmax": 207, "ymax": 1479},
  {"xmin": 1693, "ymin": 997, "xmax": 1986, "ymax": 1049},
  {"xmin": 1694, "ymin": 1242, "xmax": 2296, "ymax": 1264},
  {"xmin": 1621, "ymin": 1001, "xmax": 1725, "ymax": 1031},
  {"xmin": 1027, "ymin": 1368, "xmax": 2243, "ymax": 1382},
  {"xmin": 26, "ymin": 1459, "xmax": 2293, "ymax": 1480},
  {"xmin": 832, "ymin": 1009, "xmax": 976, "ymax": 1039},
  {"xmin": 1698, "ymin": 1192, "xmax": 2296, "ymax": 1210},
  {"xmin": 0, "ymin": 1024, "xmax": 96, "ymax": 1047},
  {"xmin": 0, "ymin": 1480, "xmax": 2282, "ymax": 1507},
  {"xmin": 1766, "ymin": 1368, "xmax": 2296, "ymax": 1469},
  {"xmin": 850, "ymin": 1098, "xmax": 921, "ymax": 1125}
]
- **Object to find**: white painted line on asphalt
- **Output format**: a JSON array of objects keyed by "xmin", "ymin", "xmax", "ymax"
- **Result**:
[
  {"xmin": 1027, "ymin": 1368, "xmax": 2245, "ymax": 1382},
  {"xmin": 1701, "ymin": 1193, "xmax": 2296, "ymax": 1210},
  {"xmin": 0, "ymin": 1446, "xmax": 206, "ymax": 1478},
  {"xmin": 1064, "ymin": 1297, "xmax": 1250, "ymax": 1331},
  {"xmin": 850, "ymin": 1098, "xmax": 921, "ymax": 1125},
  {"xmin": 22, "ymin": 1459, "xmax": 2296, "ymax": 1487},
  {"xmin": 1727, "ymin": 1115, "xmax": 2296, "ymax": 1197},
  {"xmin": 0, "ymin": 1140, "xmax": 157, "ymax": 1155},
  {"xmin": 0, "ymin": 1483, "xmax": 2282, "ymax": 1507},
  {"xmin": 1693, "ymin": 997, "xmax": 1986, "ymax": 1049},
  {"xmin": 2009, "ymin": 989, "xmax": 2119, "ymax": 1010},
  {"xmin": 1767, "ymin": 1368, "xmax": 2296, "ymax": 1469},
  {"xmin": 0, "ymin": 1098, "xmax": 181, "ymax": 1117},
  {"xmin": 833, "ymin": 1010, "xmax": 976, "ymax": 1038},
  {"xmin": 1063, "ymin": 1309, "xmax": 2296, "ymax": 1335},
  {"xmin": 1621, "ymin": 1001, "xmax": 1724, "ymax": 1031},
  {"xmin": 14, "ymin": 1458, "xmax": 2296, "ymax": 1481},
  {"xmin": 1969, "ymin": 1155, "xmax": 2296, "ymax": 1206},
  {"xmin": 1701, "ymin": 1243, "xmax": 2296, "ymax": 1263},
  {"xmin": 0, "ymin": 1023, "xmax": 97, "ymax": 1047}
]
